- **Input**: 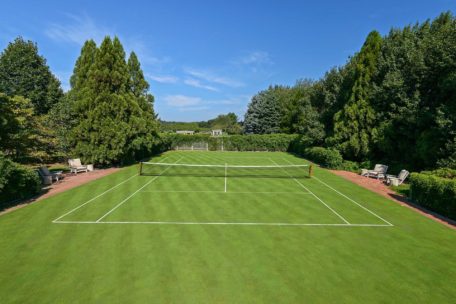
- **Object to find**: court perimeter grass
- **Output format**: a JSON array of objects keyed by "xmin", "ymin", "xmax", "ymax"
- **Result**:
[{"xmin": 0, "ymin": 151, "xmax": 455, "ymax": 303}]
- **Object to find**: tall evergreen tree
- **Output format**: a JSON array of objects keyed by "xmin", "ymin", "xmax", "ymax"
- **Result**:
[
  {"xmin": 48, "ymin": 40, "xmax": 99, "ymax": 157},
  {"xmin": 0, "ymin": 37, "xmax": 63, "ymax": 114},
  {"xmin": 128, "ymin": 52, "xmax": 149, "ymax": 97},
  {"xmin": 244, "ymin": 88, "xmax": 281, "ymax": 134},
  {"xmin": 70, "ymin": 40, "xmax": 98, "ymax": 91},
  {"xmin": 330, "ymin": 31, "xmax": 382, "ymax": 160},
  {"xmin": 127, "ymin": 52, "xmax": 157, "ymax": 118},
  {"xmin": 70, "ymin": 36, "xmax": 158, "ymax": 165}
]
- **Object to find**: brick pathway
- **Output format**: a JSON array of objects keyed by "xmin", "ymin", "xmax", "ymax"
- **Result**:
[
  {"xmin": 1, "ymin": 168, "xmax": 119, "ymax": 216},
  {"xmin": 37, "ymin": 168, "xmax": 120, "ymax": 201}
]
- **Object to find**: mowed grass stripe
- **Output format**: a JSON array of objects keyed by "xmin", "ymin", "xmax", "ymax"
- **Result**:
[{"xmin": 1, "ymin": 151, "xmax": 455, "ymax": 303}]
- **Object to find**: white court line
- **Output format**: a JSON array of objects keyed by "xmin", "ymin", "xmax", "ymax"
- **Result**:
[
  {"xmin": 269, "ymin": 158, "xmax": 350, "ymax": 225},
  {"xmin": 52, "ymin": 173, "xmax": 139, "ymax": 222},
  {"xmin": 95, "ymin": 157, "xmax": 184, "ymax": 222},
  {"xmin": 312, "ymin": 176, "xmax": 394, "ymax": 226},
  {"xmin": 139, "ymin": 190, "xmax": 313, "ymax": 194},
  {"xmin": 53, "ymin": 220, "xmax": 392, "ymax": 227},
  {"xmin": 52, "ymin": 155, "xmax": 172, "ymax": 222},
  {"xmin": 282, "ymin": 158, "xmax": 393, "ymax": 227},
  {"xmin": 224, "ymin": 163, "xmax": 227, "ymax": 192}
]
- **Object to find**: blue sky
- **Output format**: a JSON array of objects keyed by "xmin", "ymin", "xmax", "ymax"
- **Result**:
[{"xmin": 1, "ymin": 1, "xmax": 455, "ymax": 121}]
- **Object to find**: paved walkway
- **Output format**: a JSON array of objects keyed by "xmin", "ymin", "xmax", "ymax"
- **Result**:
[
  {"xmin": 0, "ymin": 168, "xmax": 119, "ymax": 216},
  {"xmin": 37, "ymin": 168, "xmax": 119, "ymax": 201},
  {"xmin": 330, "ymin": 169, "xmax": 455, "ymax": 229}
]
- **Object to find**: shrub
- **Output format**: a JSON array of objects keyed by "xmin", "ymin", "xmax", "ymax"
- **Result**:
[
  {"xmin": 338, "ymin": 160, "xmax": 361, "ymax": 172},
  {"xmin": 0, "ymin": 152, "xmax": 41, "ymax": 209},
  {"xmin": 409, "ymin": 172, "xmax": 456, "ymax": 220},
  {"xmin": 303, "ymin": 147, "xmax": 343, "ymax": 169},
  {"xmin": 421, "ymin": 168, "xmax": 456, "ymax": 179}
]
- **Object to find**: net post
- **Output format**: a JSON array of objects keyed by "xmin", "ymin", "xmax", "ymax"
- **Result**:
[
  {"xmin": 309, "ymin": 164, "xmax": 313, "ymax": 178},
  {"xmin": 139, "ymin": 162, "xmax": 143, "ymax": 176}
]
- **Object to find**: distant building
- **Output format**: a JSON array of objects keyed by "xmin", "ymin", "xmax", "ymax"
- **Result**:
[
  {"xmin": 211, "ymin": 129, "xmax": 223, "ymax": 136},
  {"xmin": 176, "ymin": 130, "xmax": 195, "ymax": 135}
]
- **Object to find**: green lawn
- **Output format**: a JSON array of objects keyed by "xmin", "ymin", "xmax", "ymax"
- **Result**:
[{"xmin": 0, "ymin": 151, "xmax": 455, "ymax": 303}]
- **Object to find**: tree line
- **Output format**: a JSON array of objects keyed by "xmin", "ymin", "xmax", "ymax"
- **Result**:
[{"xmin": 244, "ymin": 12, "xmax": 456, "ymax": 171}]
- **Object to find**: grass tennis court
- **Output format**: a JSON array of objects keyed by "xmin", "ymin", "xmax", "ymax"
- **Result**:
[{"xmin": 1, "ymin": 151, "xmax": 455, "ymax": 303}]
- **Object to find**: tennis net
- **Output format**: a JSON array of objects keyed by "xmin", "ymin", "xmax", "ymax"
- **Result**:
[{"xmin": 139, "ymin": 162, "xmax": 311, "ymax": 178}]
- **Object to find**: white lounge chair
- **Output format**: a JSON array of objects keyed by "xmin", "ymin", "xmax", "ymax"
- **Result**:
[
  {"xmin": 361, "ymin": 164, "xmax": 388, "ymax": 180},
  {"xmin": 68, "ymin": 159, "xmax": 88, "ymax": 174},
  {"xmin": 38, "ymin": 166, "xmax": 63, "ymax": 185},
  {"xmin": 386, "ymin": 170, "xmax": 409, "ymax": 186}
]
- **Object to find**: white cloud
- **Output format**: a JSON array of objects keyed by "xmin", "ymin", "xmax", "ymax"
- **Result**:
[
  {"xmin": 184, "ymin": 68, "xmax": 244, "ymax": 88},
  {"xmin": 45, "ymin": 13, "xmax": 169, "ymax": 67},
  {"xmin": 146, "ymin": 73, "xmax": 178, "ymax": 84},
  {"xmin": 45, "ymin": 13, "xmax": 112, "ymax": 45},
  {"xmin": 238, "ymin": 51, "xmax": 272, "ymax": 65},
  {"xmin": 184, "ymin": 79, "xmax": 218, "ymax": 91},
  {"xmin": 178, "ymin": 106, "xmax": 210, "ymax": 112},
  {"xmin": 164, "ymin": 95, "xmax": 202, "ymax": 107}
]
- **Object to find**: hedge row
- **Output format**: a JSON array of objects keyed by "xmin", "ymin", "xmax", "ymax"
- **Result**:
[
  {"xmin": 302, "ymin": 147, "xmax": 343, "ymax": 169},
  {"xmin": 409, "ymin": 172, "xmax": 456, "ymax": 221},
  {"xmin": 223, "ymin": 134, "xmax": 299, "ymax": 151},
  {"xmin": 0, "ymin": 152, "xmax": 41, "ymax": 210},
  {"xmin": 158, "ymin": 133, "xmax": 299, "ymax": 152}
]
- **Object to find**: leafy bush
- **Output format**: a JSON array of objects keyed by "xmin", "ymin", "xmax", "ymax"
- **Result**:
[
  {"xmin": 0, "ymin": 152, "xmax": 41, "ymax": 209},
  {"xmin": 421, "ymin": 168, "xmax": 456, "ymax": 179},
  {"xmin": 409, "ymin": 172, "xmax": 456, "ymax": 220},
  {"xmin": 338, "ymin": 160, "xmax": 361, "ymax": 172},
  {"xmin": 289, "ymin": 135, "xmax": 315, "ymax": 154},
  {"xmin": 303, "ymin": 147, "xmax": 343, "ymax": 169}
]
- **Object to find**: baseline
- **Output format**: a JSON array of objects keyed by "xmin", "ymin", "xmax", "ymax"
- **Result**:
[{"xmin": 53, "ymin": 220, "xmax": 392, "ymax": 227}]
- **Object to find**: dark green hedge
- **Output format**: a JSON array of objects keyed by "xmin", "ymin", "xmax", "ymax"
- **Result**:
[
  {"xmin": 0, "ymin": 152, "xmax": 41, "ymax": 210},
  {"xmin": 223, "ymin": 134, "xmax": 298, "ymax": 151},
  {"xmin": 157, "ymin": 133, "xmax": 298, "ymax": 152},
  {"xmin": 409, "ymin": 172, "xmax": 456, "ymax": 221},
  {"xmin": 303, "ymin": 147, "xmax": 343, "ymax": 169}
]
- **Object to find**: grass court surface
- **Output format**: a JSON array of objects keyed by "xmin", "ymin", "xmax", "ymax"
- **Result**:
[{"xmin": 0, "ymin": 151, "xmax": 455, "ymax": 303}]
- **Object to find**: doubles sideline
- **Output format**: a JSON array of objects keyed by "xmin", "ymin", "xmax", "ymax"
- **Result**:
[
  {"xmin": 52, "ymin": 155, "xmax": 173, "ymax": 222},
  {"xmin": 282, "ymin": 157, "xmax": 393, "ymax": 227}
]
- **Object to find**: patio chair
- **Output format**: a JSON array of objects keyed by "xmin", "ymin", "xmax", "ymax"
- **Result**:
[
  {"xmin": 361, "ymin": 164, "xmax": 388, "ymax": 180},
  {"xmin": 386, "ymin": 170, "xmax": 409, "ymax": 186},
  {"xmin": 38, "ymin": 166, "xmax": 63, "ymax": 185},
  {"xmin": 68, "ymin": 158, "xmax": 88, "ymax": 174}
]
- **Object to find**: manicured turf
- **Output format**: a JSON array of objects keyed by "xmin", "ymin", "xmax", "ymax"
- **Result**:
[{"xmin": 0, "ymin": 151, "xmax": 455, "ymax": 303}]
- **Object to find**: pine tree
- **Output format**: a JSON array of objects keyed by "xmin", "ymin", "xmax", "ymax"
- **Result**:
[
  {"xmin": 0, "ymin": 37, "xmax": 63, "ymax": 114},
  {"xmin": 48, "ymin": 40, "xmax": 98, "ymax": 157},
  {"xmin": 128, "ymin": 52, "xmax": 149, "ymax": 97},
  {"xmin": 70, "ymin": 36, "xmax": 158, "ymax": 165},
  {"xmin": 331, "ymin": 31, "xmax": 382, "ymax": 160},
  {"xmin": 244, "ymin": 88, "xmax": 281, "ymax": 134},
  {"xmin": 70, "ymin": 40, "xmax": 98, "ymax": 91},
  {"xmin": 127, "ymin": 52, "xmax": 157, "ymax": 118}
]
